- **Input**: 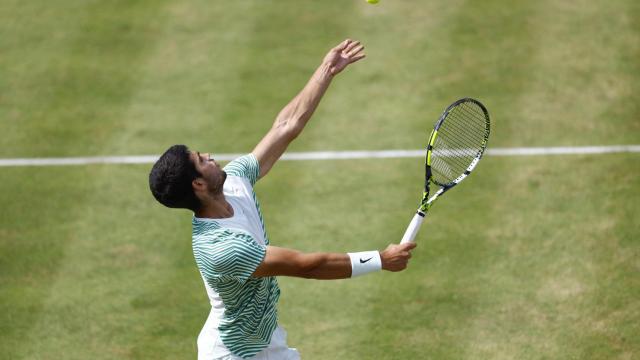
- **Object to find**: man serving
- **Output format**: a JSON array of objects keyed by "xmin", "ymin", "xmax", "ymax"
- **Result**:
[{"xmin": 149, "ymin": 39, "xmax": 416, "ymax": 360}]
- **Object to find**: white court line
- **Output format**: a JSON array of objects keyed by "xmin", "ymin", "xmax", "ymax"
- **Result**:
[{"xmin": 0, "ymin": 145, "xmax": 639, "ymax": 167}]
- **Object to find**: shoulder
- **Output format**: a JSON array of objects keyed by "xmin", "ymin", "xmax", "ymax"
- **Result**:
[
  {"xmin": 192, "ymin": 222, "xmax": 254, "ymax": 250},
  {"xmin": 223, "ymin": 154, "xmax": 260, "ymax": 186}
]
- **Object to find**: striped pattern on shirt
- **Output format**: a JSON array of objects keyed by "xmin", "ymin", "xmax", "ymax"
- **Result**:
[{"xmin": 192, "ymin": 154, "xmax": 280, "ymax": 359}]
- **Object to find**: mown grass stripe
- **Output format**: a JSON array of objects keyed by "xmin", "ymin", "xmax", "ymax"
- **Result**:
[{"xmin": 4, "ymin": 1, "xmax": 174, "ymax": 359}]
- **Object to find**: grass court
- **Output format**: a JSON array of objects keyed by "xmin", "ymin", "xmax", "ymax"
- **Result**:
[{"xmin": 1, "ymin": 1, "xmax": 639, "ymax": 359}]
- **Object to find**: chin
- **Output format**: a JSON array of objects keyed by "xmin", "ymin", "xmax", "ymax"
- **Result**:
[{"xmin": 213, "ymin": 171, "xmax": 228, "ymax": 195}]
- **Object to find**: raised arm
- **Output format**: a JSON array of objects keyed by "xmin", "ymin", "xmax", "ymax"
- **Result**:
[
  {"xmin": 252, "ymin": 39, "xmax": 366, "ymax": 178},
  {"xmin": 252, "ymin": 242, "xmax": 416, "ymax": 280}
]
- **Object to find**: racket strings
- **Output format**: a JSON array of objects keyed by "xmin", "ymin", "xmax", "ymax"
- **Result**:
[
  {"xmin": 437, "ymin": 121, "xmax": 483, "ymax": 152},
  {"xmin": 447, "ymin": 105, "xmax": 487, "ymax": 137},
  {"xmin": 430, "ymin": 101, "xmax": 488, "ymax": 185},
  {"xmin": 438, "ymin": 120, "xmax": 485, "ymax": 155},
  {"xmin": 431, "ymin": 139, "xmax": 475, "ymax": 182},
  {"xmin": 440, "ymin": 105, "xmax": 487, "ymax": 144}
]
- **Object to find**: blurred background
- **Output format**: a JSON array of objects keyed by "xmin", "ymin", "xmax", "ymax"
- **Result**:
[{"xmin": 1, "ymin": 1, "xmax": 638, "ymax": 359}]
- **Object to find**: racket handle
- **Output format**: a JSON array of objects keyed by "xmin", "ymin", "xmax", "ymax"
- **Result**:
[{"xmin": 400, "ymin": 212, "xmax": 425, "ymax": 244}]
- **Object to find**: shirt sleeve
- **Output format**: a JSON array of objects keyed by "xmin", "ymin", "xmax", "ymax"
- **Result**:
[
  {"xmin": 223, "ymin": 154, "xmax": 260, "ymax": 186},
  {"xmin": 197, "ymin": 231, "xmax": 266, "ymax": 285}
]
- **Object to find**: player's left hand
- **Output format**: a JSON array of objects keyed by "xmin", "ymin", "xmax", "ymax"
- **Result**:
[{"xmin": 323, "ymin": 39, "xmax": 366, "ymax": 76}]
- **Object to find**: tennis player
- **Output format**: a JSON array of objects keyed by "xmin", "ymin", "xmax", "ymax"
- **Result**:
[{"xmin": 149, "ymin": 39, "xmax": 416, "ymax": 360}]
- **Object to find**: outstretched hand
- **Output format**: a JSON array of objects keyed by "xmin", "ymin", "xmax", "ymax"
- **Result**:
[{"xmin": 323, "ymin": 39, "xmax": 366, "ymax": 76}]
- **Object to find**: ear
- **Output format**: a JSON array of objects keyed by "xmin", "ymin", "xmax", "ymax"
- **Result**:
[{"xmin": 192, "ymin": 178, "xmax": 205, "ymax": 191}]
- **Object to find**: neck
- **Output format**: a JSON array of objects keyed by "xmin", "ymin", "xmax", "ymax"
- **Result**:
[{"xmin": 194, "ymin": 193, "xmax": 234, "ymax": 219}]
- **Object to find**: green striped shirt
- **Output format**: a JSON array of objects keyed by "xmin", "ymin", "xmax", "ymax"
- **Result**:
[{"xmin": 192, "ymin": 154, "xmax": 280, "ymax": 359}]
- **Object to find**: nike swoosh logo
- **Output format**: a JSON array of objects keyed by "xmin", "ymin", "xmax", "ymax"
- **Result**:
[{"xmin": 360, "ymin": 257, "xmax": 373, "ymax": 263}]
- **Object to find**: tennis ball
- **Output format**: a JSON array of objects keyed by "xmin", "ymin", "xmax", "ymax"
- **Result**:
[{"xmin": 367, "ymin": 0, "xmax": 379, "ymax": 4}]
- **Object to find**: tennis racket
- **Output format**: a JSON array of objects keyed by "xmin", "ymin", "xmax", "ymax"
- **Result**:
[{"xmin": 400, "ymin": 98, "xmax": 490, "ymax": 244}]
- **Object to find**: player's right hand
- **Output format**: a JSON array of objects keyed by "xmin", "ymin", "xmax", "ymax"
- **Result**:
[{"xmin": 380, "ymin": 242, "xmax": 417, "ymax": 272}]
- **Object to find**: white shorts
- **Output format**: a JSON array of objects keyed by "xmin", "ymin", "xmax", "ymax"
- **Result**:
[{"xmin": 198, "ymin": 325, "xmax": 300, "ymax": 360}]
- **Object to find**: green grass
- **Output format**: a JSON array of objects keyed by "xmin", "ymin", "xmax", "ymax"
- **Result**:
[{"xmin": 1, "ymin": 0, "xmax": 639, "ymax": 359}]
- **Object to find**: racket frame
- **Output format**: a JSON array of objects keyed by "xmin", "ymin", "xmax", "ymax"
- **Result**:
[{"xmin": 400, "ymin": 98, "xmax": 490, "ymax": 244}]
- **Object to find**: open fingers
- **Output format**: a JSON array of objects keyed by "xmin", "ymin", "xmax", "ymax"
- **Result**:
[
  {"xmin": 343, "ymin": 41, "xmax": 362, "ymax": 55},
  {"xmin": 333, "ymin": 39, "xmax": 353, "ymax": 52},
  {"xmin": 346, "ymin": 44, "xmax": 364, "ymax": 57},
  {"xmin": 348, "ymin": 53, "xmax": 366, "ymax": 64}
]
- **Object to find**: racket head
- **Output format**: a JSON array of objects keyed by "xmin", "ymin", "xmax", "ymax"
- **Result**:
[{"xmin": 426, "ymin": 98, "xmax": 490, "ymax": 188}]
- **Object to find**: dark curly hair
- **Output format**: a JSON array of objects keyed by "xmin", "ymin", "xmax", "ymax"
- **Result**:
[{"xmin": 149, "ymin": 145, "xmax": 201, "ymax": 211}]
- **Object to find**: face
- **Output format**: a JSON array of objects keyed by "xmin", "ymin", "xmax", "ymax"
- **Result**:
[{"xmin": 189, "ymin": 151, "xmax": 227, "ymax": 195}]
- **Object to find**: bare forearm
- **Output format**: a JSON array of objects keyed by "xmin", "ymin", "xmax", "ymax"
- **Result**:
[
  {"xmin": 297, "ymin": 252, "xmax": 352, "ymax": 280},
  {"xmin": 252, "ymin": 246, "xmax": 352, "ymax": 279},
  {"xmin": 273, "ymin": 62, "xmax": 333, "ymax": 137},
  {"xmin": 252, "ymin": 243, "xmax": 416, "ymax": 280},
  {"xmin": 252, "ymin": 40, "xmax": 365, "ymax": 178}
]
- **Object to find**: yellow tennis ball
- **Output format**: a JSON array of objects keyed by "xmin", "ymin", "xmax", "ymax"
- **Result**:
[{"xmin": 367, "ymin": 0, "xmax": 379, "ymax": 4}]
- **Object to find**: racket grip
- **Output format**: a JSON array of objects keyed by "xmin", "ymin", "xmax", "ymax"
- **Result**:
[{"xmin": 400, "ymin": 213, "xmax": 425, "ymax": 244}]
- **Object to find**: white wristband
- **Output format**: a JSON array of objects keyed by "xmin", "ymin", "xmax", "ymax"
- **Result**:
[{"xmin": 348, "ymin": 251, "xmax": 382, "ymax": 277}]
